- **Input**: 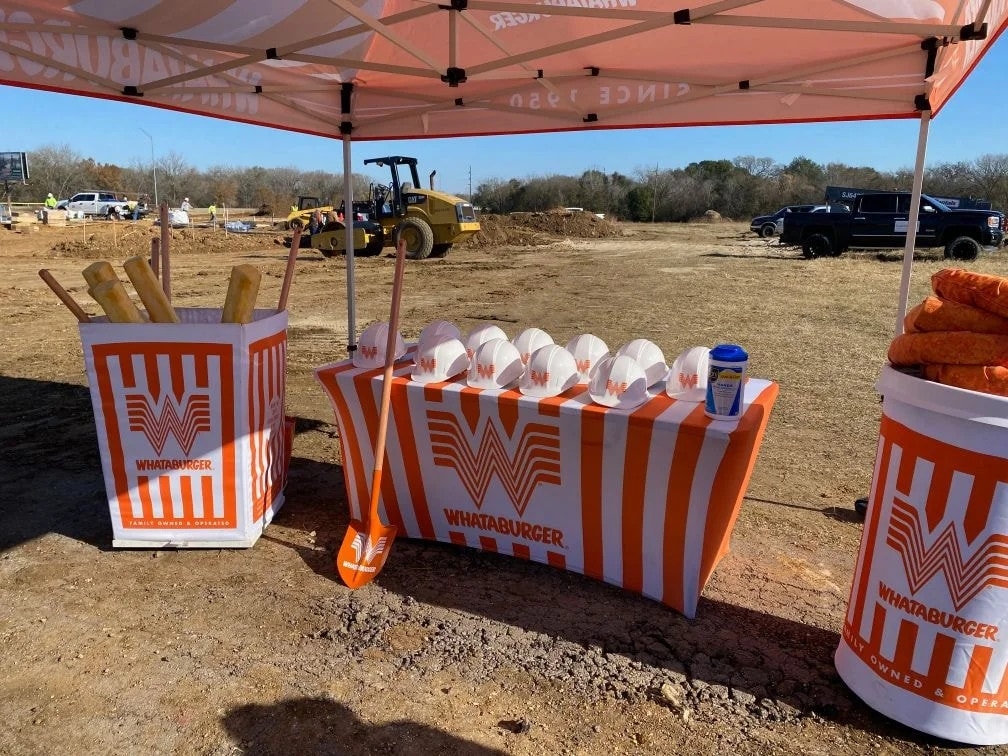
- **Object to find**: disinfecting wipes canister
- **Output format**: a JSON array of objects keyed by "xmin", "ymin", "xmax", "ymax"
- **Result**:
[{"xmin": 705, "ymin": 344, "xmax": 748, "ymax": 420}]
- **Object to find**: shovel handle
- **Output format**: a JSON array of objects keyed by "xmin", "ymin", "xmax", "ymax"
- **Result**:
[
  {"xmin": 39, "ymin": 269, "xmax": 91, "ymax": 323},
  {"xmin": 368, "ymin": 239, "xmax": 408, "ymax": 521},
  {"xmin": 159, "ymin": 202, "xmax": 171, "ymax": 301},
  {"xmin": 277, "ymin": 229, "xmax": 301, "ymax": 312}
]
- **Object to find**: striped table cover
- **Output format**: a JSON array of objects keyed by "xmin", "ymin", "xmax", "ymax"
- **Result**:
[{"xmin": 316, "ymin": 354, "xmax": 777, "ymax": 617}]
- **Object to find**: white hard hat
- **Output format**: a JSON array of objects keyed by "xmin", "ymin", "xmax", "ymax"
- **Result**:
[
  {"xmin": 353, "ymin": 321, "xmax": 407, "ymax": 368},
  {"xmin": 520, "ymin": 344, "xmax": 580, "ymax": 398},
  {"xmin": 666, "ymin": 346, "xmax": 710, "ymax": 401},
  {"xmin": 588, "ymin": 354, "xmax": 650, "ymax": 410},
  {"xmin": 467, "ymin": 338, "xmax": 524, "ymax": 389},
  {"xmin": 511, "ymin": 327, "xmax": 554, "ymax": 366},
  {"xmin": 615, "ymin": 338, "xmax": 668, "ymax": 387},
  {"xmin": 418, "ymin": 319, "xmax": 461, "ymax": 350},
  {"xmin": 464, "ymin": 322, "xmax": 509, "ymax": 360},
  {"xmin": 564, "ymin": 333, "xmax": 610, "ymax": 384},
  {"xmin": 411, "ymin": 336, "xmax": 469, "ymax": 384}
]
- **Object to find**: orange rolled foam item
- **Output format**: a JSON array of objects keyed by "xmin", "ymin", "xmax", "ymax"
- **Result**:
[
  {"xmin": 922, "ymin": 364, "xmax": 1008, "ymax": 397},
  {"xmin": 931, "ymin": 269, "xmax": 1008, "ymax": 319},
  {"xmin": 888, "ymin": 331, "xmax": 1008, "ymax": 367},
  {"xmin": 904, "ymin": 295, "xmax": 1008, "ymax": 335}
]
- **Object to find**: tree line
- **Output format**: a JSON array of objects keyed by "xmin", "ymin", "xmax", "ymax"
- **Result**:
[
  {"xmin": 9, "ymin": 144, "xmax": 376, "ymax": 214},
  {"xmin": 472, "ymin": 154, "xmax": 1008, "ymax": 221},
  {"xmin": 8, "ymin": 143, "xmax": 1008, "ymax": 222}
]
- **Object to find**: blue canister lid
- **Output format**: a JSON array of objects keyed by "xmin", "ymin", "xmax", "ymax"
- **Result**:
[{"xmin": 710, "ymin": 343, "xmax": 748, "ymax": 363}]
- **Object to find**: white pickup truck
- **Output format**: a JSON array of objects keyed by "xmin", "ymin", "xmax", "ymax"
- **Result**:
[{"xmin": 65, "ymin": 191, "xmax": 131, "ymax": 219}]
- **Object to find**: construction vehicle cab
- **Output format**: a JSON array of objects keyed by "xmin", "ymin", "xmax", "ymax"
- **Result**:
[
  {"xmin": 348, "ymin": 156, "xmax": 479, "ymax": 259},
  {"xmin": 286, "ymin": 196, "xmax": 334, "ymax": 231}
]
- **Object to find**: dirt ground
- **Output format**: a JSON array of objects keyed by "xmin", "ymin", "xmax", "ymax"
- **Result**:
[{"xmin": 2, "ymin": 213, "xmax": 1006, "ymax": 755}]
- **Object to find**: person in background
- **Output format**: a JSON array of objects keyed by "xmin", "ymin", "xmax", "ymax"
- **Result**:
[
  {"xmin": 132, "ymin": 197, "xmax": 140, "ymax": 222},
  {"xmin": 181, "ymin": 197, "xmax": 193, "ymax": 213},
  {"xmin": 44, "ymin": 192, "xmax": 57, "ymax": 209},
  {"xmin": 307, "ymin": 208, "xmax": 324, "ymax": 235},
  {"xmin": 208, "ymin": 201, "xmax": 217, "ymax": 226}
]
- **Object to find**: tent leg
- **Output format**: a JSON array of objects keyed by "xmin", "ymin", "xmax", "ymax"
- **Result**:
[
  {"xmin": 894, "ymin": 111, "xmax": 931, "ymax": 337},
  {"xmin": 343, "ymin": 134, "xmax": 356, "ymax": 353}
]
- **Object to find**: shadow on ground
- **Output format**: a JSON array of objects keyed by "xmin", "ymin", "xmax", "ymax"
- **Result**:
[{"xmin": 222, "ymin": 697, "xmax": 506, "ymax": 756}]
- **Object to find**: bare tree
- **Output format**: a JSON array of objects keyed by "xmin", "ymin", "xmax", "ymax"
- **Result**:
[
  {"xmin": 633, "ymin": 164, "xmax": 674, "ymax": 222},
  {"xmin": 733, "ymin": 155, "xmax": 777, "ymax": 179},
  {"xmin": 27, "ymin": 144, "xmax": 87, "ymax": 200},
  {"xmin": 157, "ymin": 151, "xmax": 197, "ymax": 206},
  {"xmin": 966, "ymin": 154, "xmax": 1008, "ymax": 211}
]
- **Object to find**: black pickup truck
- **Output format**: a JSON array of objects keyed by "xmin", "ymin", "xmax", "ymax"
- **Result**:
[{"xmin": 780, "ymin": 192, "xmax": 1004, "ymax": 260}]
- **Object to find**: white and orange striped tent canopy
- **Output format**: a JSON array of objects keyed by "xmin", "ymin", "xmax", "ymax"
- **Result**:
[
  {"xmin": 0, "ymin": 0, "xmax": 1003, "ymax": 140},
  {"xmin": 1, "ymin": 0, "xmax": 1005, "ymax": 337}
]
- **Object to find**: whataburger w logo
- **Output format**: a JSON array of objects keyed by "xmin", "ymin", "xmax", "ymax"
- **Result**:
[
  {"xmin": 427, "ymin": 410, "xmax": 561, "ymax": 517},
  {"xmin": 887, "ymin": 497, "xmax": 1008, "ymax": 612},
  {"xmin": 350, "ymin": 533, "xmax": 387, "ymax": 566},
  {"xmin": 529, "ymin": 369, "xmax": 549, "ymax": 386},
  {"xmin": 125, "ymin": 393, "xmax": 212, "ymax": 455}
]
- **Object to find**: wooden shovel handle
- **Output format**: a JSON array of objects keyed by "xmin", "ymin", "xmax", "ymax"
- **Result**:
[
  {"xmin": 277, "ymin": 229, "xmax": 301, "ymax": 312},
  {"xmin": 39, "ymin": 269, "xmax": 91, "ymax": 323},
  {"xmin": 159, "ymin": 202, "xmax": 171, "ymax": 301},
  {"xmin": 367, "ymin": 239, "xmax": 408, "ymax": 522}
]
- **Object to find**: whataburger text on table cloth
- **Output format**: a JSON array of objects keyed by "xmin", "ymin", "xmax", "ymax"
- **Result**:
[{"xmin": 316, "ymin": 353, "xmax": 778, "ymax": 618}]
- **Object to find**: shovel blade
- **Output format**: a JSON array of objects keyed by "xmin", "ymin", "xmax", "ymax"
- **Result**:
[{"xmin": 336, "ymin": 519, "xmax": 398, "ymax": 589}]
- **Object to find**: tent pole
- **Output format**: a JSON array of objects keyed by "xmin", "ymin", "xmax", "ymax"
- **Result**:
[
  {"xmin": 343, "ymin": 134, "xmax": 357, "ymax": 353},
  {"xmin": 894, "ymin": 110, "xmax": 930, "ymax": 337}
]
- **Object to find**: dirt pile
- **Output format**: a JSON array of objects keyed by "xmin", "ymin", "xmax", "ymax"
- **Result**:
[
  {"xmin": 465, "ymin": 209, "xmax": 623, "ymax": 248},
  {"xmin": 46, "ymin": 224, "xmax": 278, "ymax": 260}
]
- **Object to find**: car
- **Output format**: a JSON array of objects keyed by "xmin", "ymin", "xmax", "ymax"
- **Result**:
[
  {"xmin": 770, "ymin": 204, "xmax": 848, "ymax": 237},
  {"xmin": 65, "ymin": 190, "xmax": 131, "ymax": 219},
  {"xmin": 749, "ymin": 204, "xmax": 816, "ymax": 237},
  {"xmin": 780, "ymin": 191, "xmax": 1004, "ymax": 260}
]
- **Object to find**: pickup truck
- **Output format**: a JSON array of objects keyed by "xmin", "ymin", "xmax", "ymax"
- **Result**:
[
  {"xmin": 65, "ymin": 191, "xmax": 132, "ymax": 220},
  {"xmin": 780, "ymin": 192, "xmax": 1004, "ymax": 260}
]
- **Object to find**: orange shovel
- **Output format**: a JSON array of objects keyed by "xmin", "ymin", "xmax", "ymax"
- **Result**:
[{"xmin": 335, "ymin": 239, "xmax": 407, "ymax": 589}]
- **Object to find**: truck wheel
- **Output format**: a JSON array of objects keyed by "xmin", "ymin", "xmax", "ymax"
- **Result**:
[
  {"xmin": 944, "ymin": 236, "xmax": 980, "ymax": 261},
  {"xmin": 802, "ymin": 234, "xmax": 831, "ymax": 259},
  {"xmin": 431, "ymin": 243, "xmax": 451, "ymax": 258},
  {"xmin": 760, "ymin": 224, "xmax": 776, "ymax": 238},
  {"xmin": 394, "ymin": 217, "xmax": 434, "ymax": 260}
]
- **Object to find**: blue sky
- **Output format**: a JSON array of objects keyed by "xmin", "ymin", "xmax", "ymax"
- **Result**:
[{"xmin": 1, "ymin": 40, "xmax": 1005, "ymax": 196}]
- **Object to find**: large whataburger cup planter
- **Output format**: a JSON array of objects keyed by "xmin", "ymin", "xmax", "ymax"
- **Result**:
[
  {"xmin": 835, "ymin": 364, "xmax": 1008, "ymax": 745},
  {"xmin": 79, "ymin": 308, "xmax": 293, "ymax": 548}
]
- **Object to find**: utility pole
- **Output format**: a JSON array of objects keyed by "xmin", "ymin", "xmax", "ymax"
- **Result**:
[
  {"xmin": 651, "ymin": 162, "xmax": 658, "ymax": 223},
  {"xmin": 140, "ymin": 128, "xmax": 158, "ymax": 207},
  {"xmin": 469, "ymin": 165, "xmax": 472, "ymax": 202}
]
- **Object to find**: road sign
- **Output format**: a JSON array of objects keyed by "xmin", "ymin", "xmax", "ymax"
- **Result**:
[{"xmin": 0, "ymin": 151, "xmax": 30, "ymax": 183}]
